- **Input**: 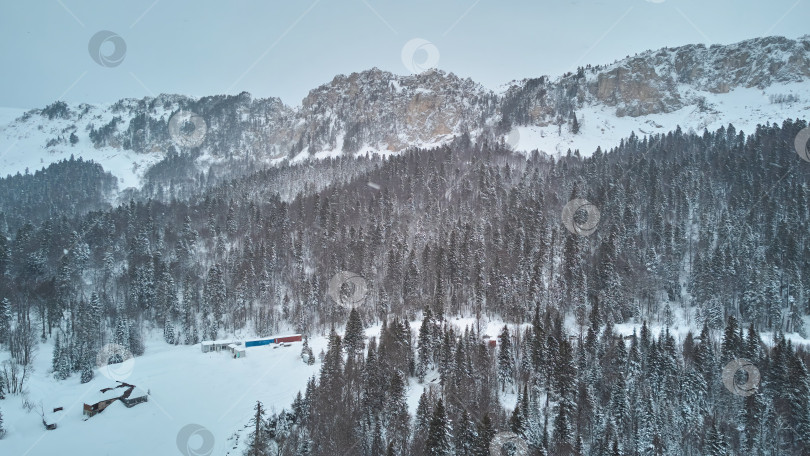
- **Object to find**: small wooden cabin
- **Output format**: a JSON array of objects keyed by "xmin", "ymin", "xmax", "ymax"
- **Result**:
[{"xmin": 83, "ymin": 385, "xmax": 128, "ymax": 417}]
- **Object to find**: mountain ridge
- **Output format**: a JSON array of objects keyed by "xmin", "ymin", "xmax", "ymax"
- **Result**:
[{"xmin": 1, "ymin": 35, "xmax": 808, "ymax": 193}]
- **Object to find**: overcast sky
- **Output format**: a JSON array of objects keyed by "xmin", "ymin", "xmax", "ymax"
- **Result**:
[{"xmin": 0, "ymin": 0, "xmax": 807, "ymax": 110}]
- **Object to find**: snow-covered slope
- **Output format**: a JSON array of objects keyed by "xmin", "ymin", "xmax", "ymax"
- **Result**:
[
  {"xmin": 1, "ymin": 335, "xmax": 323, "ymax": 456},
  {"xmin": 0, "ymin": 104, "xmax": 164, "ymax": 190},
  {"xmin": 506, "ymin": 81, "xmax": 810, "ymax": 157}
]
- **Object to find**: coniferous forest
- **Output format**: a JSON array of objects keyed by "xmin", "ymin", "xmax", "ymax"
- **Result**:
[{"xmin": 1, "ymin": 119, "xmax": 809, "ymax": 455}]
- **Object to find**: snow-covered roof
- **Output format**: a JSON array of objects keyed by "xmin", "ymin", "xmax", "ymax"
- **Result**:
[
  {"xmin": 87, "ymin": 386, "xmax": 126, "ymax": 404},
  {"xmin": 126, "ymin": 385, "xmax": 148, "ymax": 399},
  {"xmin": 202, "ymin": 339, "xmax": 236, "ymax": 346},
  {"xmin": 44, "ymin": 408, "xmax": 64, "ymax": 423}
]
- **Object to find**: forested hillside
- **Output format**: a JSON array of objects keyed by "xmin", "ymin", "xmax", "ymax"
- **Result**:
[
  {"xmin": 0, "ymin": 156, "xmax": 117, "ymax": 232},
  {"xmin": 0, "ymin": 119, "xmax": 808, "ymax": 454}
]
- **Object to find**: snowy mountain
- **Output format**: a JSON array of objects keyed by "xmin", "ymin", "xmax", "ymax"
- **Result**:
[
  {"xmin": 0, "ymin": 35, "xmax": 808, "ymax": 195},
  {"xmin": 1, "ymin": 33, "xmax": 810, "ymax": 454}
]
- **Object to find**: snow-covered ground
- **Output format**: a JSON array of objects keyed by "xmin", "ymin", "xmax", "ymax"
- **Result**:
[
  {"xmin": 3, "ymin": 309, "xmax": 809, "ymax": 455},
  {"xmin": 507, "ymin": 82, "xmax": 810, "ymax": 158},
  {"xmin": 0, "ymin": 105, "xmax": 164, "ymax": 192},
  {"xmin": 1, "ymin": 334, "xmax": 324, "ymax": 456},
  {"xmin": 0, "ymin": 315, "xmax": 526, "ymax": 456}
]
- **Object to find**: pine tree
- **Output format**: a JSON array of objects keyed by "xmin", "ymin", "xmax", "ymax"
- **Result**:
[
  {"xmin": 477, "ymin": 413, "xmax": 495, "ymax": 455},
  {"xmin": 52, "ymin": 333, "xmax": 62, "ymax": 376},
  {"xmin": 742, "ymin": 390, "xmax": 765, "ymax": 452},
  {"xmin": 510, "ymin": 402, "xmax": 526, "ymax": 436},
  {"xmin": 720, "ymin": 315, "xmax": 742, "ymax": 364},
  {"xmin": 497, "ymin": 325, "xmax": 515, "ymax": 391},
  {"xmin": 245, "ymin": 401, "xmax": 268, "ymax": 456},
  {"xmin": 128, "ymin": 320, "xmax": 144, "ymax": 356},
  {"xmin": 163, "ymin": 319, "xmax": 175, "ymax": 345},
  {"xmin": 453, "ymin": 410, "xmax": 478, "ymax": 456},
  {"xmin": 386, "ymin": 372, "xmax": 410, "ymax": 452},
  {"xmin": 425, "ymin": 399, "xmax": 452, "ymax": 456},
  {"xmin": 0, "ymin": 298, "xmax": 11, "ymax": 345},
  {"xmin": 319, "ymin": 328, "xmax": 343, "ymax": 396},
  {"xmin": 300, "ymin": 336, "xmax": 315, "ymax": 365},
  {"xmin": 412, "ymin": 390, "xmax": 433, "ymax": 455},
  {"xmin": 0, "ymin": 406, "xmax": 5, "ymax": 439},
  {"xmin": 416, "ymin": 307, "xmax": 433, "ymax": 382},
  {"xmin": 343, "ymin": 307, "xmax": 364, "ymax": 358},
  {"xmin": 80, "ymin": 357, "xmax": 93, "ymax": 384},
  {"xmin": 611, "ymin": 438, "xmax": 620, "ymax": 456},
  {"xmin": 705, "ymin": 421, "xmax": 728, "ymax": 455}
]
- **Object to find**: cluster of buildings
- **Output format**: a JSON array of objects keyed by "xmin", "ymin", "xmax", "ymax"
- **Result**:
[
  {"xmin": 43, "ymin": 382, "xmax": 149, "ymax": 430},
  {"xmin": 200, "ymin": 334, "xmax": 303, "ymax": 358}
]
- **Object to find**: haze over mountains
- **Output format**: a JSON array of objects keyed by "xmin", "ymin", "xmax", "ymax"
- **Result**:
[{"xmin": 1, "ymin": 35, "xmax": 808, "ymax": 196}]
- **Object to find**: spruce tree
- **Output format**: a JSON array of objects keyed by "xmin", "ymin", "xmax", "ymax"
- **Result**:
[
  {"xmin": 416, "ymin": 307, "xmax": 433, "ymax": 382},
  {"xmin": 80, "ymin": 357, "xmax": 93, "ymax": 384},
  {"xmin": 343, "ymin": 307, "xmax": 364, "ymax": 358},
  {"xmin": 497, "ymin": 325, "xmax": 515, "ymax": 391},
  {"xmin": 720, "ymin": 315, "xmax": 742, "ymax": 364},
  {"xmin": 412, "ymin": 390, "xmax": 433, "ymax": 455},
  {"xmin": 453, "ymin": 410, "xmax": 478, "ymax": 456},
  {"xmin": 245, "ymin": 401, "xmax": 268, "ymax": 456},
  {"xmin": 52, "ymin": 333, "xmax": 62, "ymax": 376},
  {"xmin": 477, "ymin": 413, "xmax": 495, "ymax": 455},
  {"xmin": 0, "ymin": 298, "xmax": 11, "ymax": 345},
  {"xmin": 425, "ymin": 399, "xmax": 452, "ymax": 456},
  {"xmin": 705, "ymin": 421, "xmax": 728, "ymax": 456}
]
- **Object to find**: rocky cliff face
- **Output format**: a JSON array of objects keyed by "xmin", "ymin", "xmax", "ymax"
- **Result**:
[
  {"xmin": 588, "ymin": 35, "xmax": 810, "ymax": 116},
  {"xmin": 501, "ymin": 35, "xmax": 810, "ymax": 124},
  {"xmin": 2, "ymin": 35, "xmax": 808, "ymax": 190},
  {"xmin": 296, "ymin": 68, "xmax": 497, "ymax": 153}
]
